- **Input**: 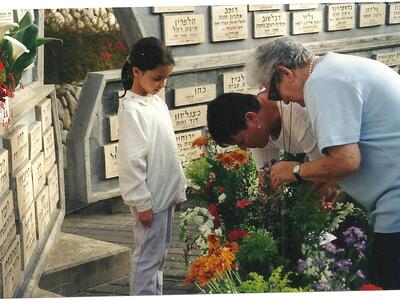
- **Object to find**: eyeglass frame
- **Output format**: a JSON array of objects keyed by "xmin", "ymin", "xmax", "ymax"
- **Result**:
[{"xmin": 267, "ymin": 70, "xmax": 282, "ymax": 101}]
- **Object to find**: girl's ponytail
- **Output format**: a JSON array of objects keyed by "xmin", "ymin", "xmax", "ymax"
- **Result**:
[{"xmin": 120, "ymin": 61, "xmax": 133, "ymax": 98}]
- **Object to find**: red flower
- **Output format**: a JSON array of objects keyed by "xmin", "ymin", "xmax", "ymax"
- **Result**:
[
  {"xmin": 236, "ymin": 198, "xmax": 253, "ymax": 209},
  {"xmin": 228, "ymin": 228, "xmax": 249, "ymax": 241},
  {"xmin": 216, "ymin": 186, "xmax": 225, "ymax": 193},
  {"xmin": 0, "ymin": 60, "xmax": 5, "ymax": 71},
  {"xmin": 359, "ymin": 284, "xmax": 383, "ymax": 291},
  {"xmin": 208, "ymin": 203, "xmax": 220, "ymax": 228},
  {"xmin": 204, "ymin": 181, "xmax": 213, "ymax": 193}
]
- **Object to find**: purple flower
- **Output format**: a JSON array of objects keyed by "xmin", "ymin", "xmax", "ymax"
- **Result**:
[
  {"xmin": 314, "ymin": 281, "xmax": 330, "ymax": 291},
  {"xmin": 297, "ymin": 259, "xmax": 305, "ymax": 273},
  {"xmin": 343, "ymin": 226, "xmax": 366, "ymax": 246},
  {"xmin": 313, "ymin": 257, "xmax": 325, "ymax": 268},
  {"xmin": 354, "ymin": 241, "xmax": 366, "ymax": 254},
  {"xmin": 356, "ymin": 270, "xmax": 366, "ymax": 279},
  {"xmin": 334, "ymin": 259, "xmax": 352, "ymax": 271}
]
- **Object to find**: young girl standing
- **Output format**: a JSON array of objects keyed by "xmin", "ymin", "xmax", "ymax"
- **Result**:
[{"xmin": 117, "ymin": 37, "xmax": 187, "ymax": 295}]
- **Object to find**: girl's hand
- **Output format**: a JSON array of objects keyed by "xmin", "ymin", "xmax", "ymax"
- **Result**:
[{"xmin": 138, "ymin": 209, "xmax": 153, "ymax": 227}]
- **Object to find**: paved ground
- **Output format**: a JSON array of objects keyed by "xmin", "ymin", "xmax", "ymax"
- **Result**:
[{"xmin": 61, "ymin": 198, "xmax": 203, "ymax": 296}]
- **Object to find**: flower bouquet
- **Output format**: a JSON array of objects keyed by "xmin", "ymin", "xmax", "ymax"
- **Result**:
[{"xmin": 0, "ymin": 11, "xmax": 61, "ymax": 127}]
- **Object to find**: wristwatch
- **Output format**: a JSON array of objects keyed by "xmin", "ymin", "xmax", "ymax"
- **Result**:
[{"xmin": 293, "ymin": 164, "xmax": 304, "ymax": 182}]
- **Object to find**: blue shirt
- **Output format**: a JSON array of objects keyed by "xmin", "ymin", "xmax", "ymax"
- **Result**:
[{"xmin": 305, "ymin": 52, "xmax": 400, "ymax": 233}]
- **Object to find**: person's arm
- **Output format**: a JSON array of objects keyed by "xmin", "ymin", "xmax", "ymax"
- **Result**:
[
  {"xmin": 269, "ymin": 143, "xmax": 360, "ymax": 189},
  {"xmin": 118, "ymin": 108, "xmax": 153, "ymax": 226}
]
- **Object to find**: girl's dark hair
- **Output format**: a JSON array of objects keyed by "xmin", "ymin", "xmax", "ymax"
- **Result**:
[{"xmin": 120, "ymin": 37, "xmax": 174, "ymax": 97}]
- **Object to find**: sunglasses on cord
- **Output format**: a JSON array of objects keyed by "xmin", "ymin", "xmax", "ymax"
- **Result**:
[{"xmin": 267, "ymin": 71, "xmax": 282, "ymax": 101}]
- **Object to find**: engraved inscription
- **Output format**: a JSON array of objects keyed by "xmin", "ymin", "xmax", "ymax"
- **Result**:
[
  {"xmin": 0, "ymin": 238, "xmax": 21, "ymax": 298},
  {"xmin": 163, "ymin": 14, "xmax": 204, "ymax": 46},
  {"xmin": 254, "ymin": 12, "xmax": 288, "ymax": 38},
  {"xmin": 34, "ymin": 185, "xmax": 50, "ymax": 240},
  {"xmin": 43, "ymin": 127, "xmax": 56, "ymax": 173},
  {"xmin": 170, "ymin": 105, "xmax": 208, "ymax": 131},
  {"xmin": 12, "ymin": 161, "xmax": 33, "ymax": 219},
  {"xmin": 104, "ymin": 143, "xmax": 119, "ymax": 179},
  {"xmin": 35, "ymin": 98, "xmax": 52, "ymax": 133},
  {"xmin": 327, "ymin": 3, "xmax": 355, "ymax": 31},
  {"xmin": 388, "ymin": 3, "xmax": 400, "ymax": 24},
  {"xmin": 108, "ymin": 115, "xmax": 119, "ymax": 142},
  {"xmin": 31, "ymin": 152, "xmax": 45, "ymax": 198},
  {"xmin": 174, "ymin": 84, "xmax": 216, "ymax": 107},
  {"xmin": 0, "ymin": 10, "xmax": 14, "ymax": 23},
  {"xmin": 28, "ymin": 121, "xmax": 43, "ymax": 159},
  {"xmin": 0, "ymin": 149, "xmax": 9, "ymax": 197},
  {"xmin": 175, "ymin": 130, "xmax": 203, "ymax": 162},
  {"xmin": 223, "ymin": 71, "xmax": 249, "ymax": 93},
  {"xmin": 291, "ymin": 11, "xmax": 323, "ymax": 35},
  {"xmin": 3, "ymin": 124, "xmax": 29, "ymax": 173},
  {"xmin": 19, "ymin": 202, "xmax": 37, "ymax": 269},
  {"xmin": 359, "ymin": 3, "xmax": 385, "ymax": 27},
  {"xmin": 46, "ymin": 164, "xmax": 59, "ymax": 214},
  {"xmin": 373, "ymin": 51, "xmax": 400, "ymax": 66},
  {"xmin": 211, "ymin": 6, "xmax": 248, "ymax": 42}
]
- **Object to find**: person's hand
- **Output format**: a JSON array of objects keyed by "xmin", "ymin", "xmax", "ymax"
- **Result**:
[
  {"xmin": 175, "ymin": 202, "xmax": 183, "ymax": 211},
  {"xmin": 269, "ymin": 161, "xmax": 298, "ymax": 190},
  {"xmin": 138, "ymin": 209, "xmax": 153, "ymax": 227}
]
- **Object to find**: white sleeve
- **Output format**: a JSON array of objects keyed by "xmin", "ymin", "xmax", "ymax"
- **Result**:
[
  {"xmin": 250, "ymin": 145, "xmax": 280, "ymax": 169},
  {"xmin": 118, "ymin": 109, "xmax": 152, "ymax": 212}
]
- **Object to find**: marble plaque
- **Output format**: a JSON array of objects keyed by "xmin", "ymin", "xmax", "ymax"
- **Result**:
[
  {"xmin": 288, "ymin": 4, "xmax": 319, "ymax": 11},
  {"xmin": 35, "ymin": 98, "xmax": 52, "ymax": 133},
  {"xmin": 327, "ymin": 3, "xmax": 355, "ymax": 31},
  {"xmin": 34, "ymin": 185, "xmax": 50, "ymax": 240},
  {"xmin": 170, "ymin": 105, "xmax": 208, "ymax": 131},
  {"xmin": 3, "ymin": 124, "xmax": 29, "ymax": 173},
  {"xmin": 0, "ymin": 149, "xmax": 9, "ymax": 198},
  {"xmin": 223, "ymin": 71, "xmax": 248, "ymax": 93},
  {"xmin": 12, "ymin": 160, "xmax": 33, "ymax": 219},
  {"xmin": 211, "ymin": 6, "xmax": 248, "ymax": 42},
  {"xmin": 174, "ymin": 84, "xmax": 216, "ymax": 107},
  {"xmin": 291, "ymin": 11, "xmax": 323, "ymax": 35},
  {"xmin": 17, "ymin": 9, "xmax": 34, "ymax": 21},
  {"xmin": 248, "ymin": 4, "xmax": 281, "ymax": 11},
  {"xmin": 0, "ymin": 192, "xmax": 16, "ymax": 258},
  {"xmin": 19, "ymin": 202, "xmax": 37, "ymax": 269},
  {"xmin": 358, "ymin": 3, "xmax": 385, "ymax": 27},
  {"xmin": 28, "ymin": 121, "xmax": 43, "ymax": 160},
  {"xmin": 163, "ymin": 14, "xmax": 205, "ymax": 46},
  {"xmin": 254, "ymin": 12, "xmax": 288, "ymax": 38},
  {"xmin": 46, "ymin": 164, "xmax": 59, "ymax": 214},
  {"xmin": 104, "ymin": 143, "xmax": 119, "ymax": 179},
  {"xmin": 0, "ymin": 191, "xmax": 13, "ymax": 228},
  {"xmin": 43, "ymin": 127, "xmax": 56, "ymax": 174},
  {"xmin": 31, "ymin": 152, "xmax": 45, "ymax": 198},
  {"xmin": 153, "ymin": 6, "xmax": 194, "ymax": 13},
  {"xmin": 108, "ymin": 115, "xmax": 119, "ymax": 141},
  {"xmin": 176, "ymin": 129, "xmax": 203, "ymax": 162},
  {"xmin": 0, "ymin": 10, "xmax": 13, "ymax": 23},
  {"xmin": 373, "ymin": 51, "xmax": 400, "ymax": 66},
  {"xmin": 388, "ymin": 3, "xmax": 400, "ymax": 24},
  {"xmin": 0, "ymin": 238, "xmax": 21, "ymax": 298}
]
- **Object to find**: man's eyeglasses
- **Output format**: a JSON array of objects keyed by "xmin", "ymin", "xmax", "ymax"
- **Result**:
[{"xmin": 267, "ymin": 71, "xmax": 282, "ymax": 101}]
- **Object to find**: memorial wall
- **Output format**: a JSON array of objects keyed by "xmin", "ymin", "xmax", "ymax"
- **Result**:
[
  {"xmin": 66, "ymin": 3, "xmax": 400, "ymax": 210},
  {"xmin": 0, "ymin": 9, "xmax": 65, "ymax": 298}
]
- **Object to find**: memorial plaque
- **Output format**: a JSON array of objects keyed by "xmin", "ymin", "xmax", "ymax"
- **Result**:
[
  {"xmin": 0, "ymin": 191, "xmax": 13, "ymax": 228},
  {"xmin": 163, "ymin": 14, "xmax": 205, "ymax": 46},
  {"xmin": 223, "ymin": 71, "xmax": 248, "ymax": 93},
  {"xmin": 43, "ymin": 127, "xmax": 56, "ymax": 174},
  {"xmin": 104, "ymin": 143, "xmax": 119, "ymax": 179},
  {"xmin": 0, "ymin": 10, "xmax": 13, "ymax": 23},
  {"xmin": 0, "ymin": 149, "xmax": 9, "ymax": 198},
  {"xmin": 19, "ymin": 202, "xmax": 37, "ymax": 269},
  {"xmin": 17, "ymin": 9, "xmax": 34, "ymax": 21},
  {"xmin": 31, "ymin": 152, "xmax": 45, "ymax": 198},
  {"xmin": 327, "ymin": 3, "xmax": 355, "ymax": 31},
  {"xmin": 34, "ymin": 185, "xmax": 50, "ymax": 240},
  {"xmin": 175, "ymin": 84, "xmax": 216, "ymax": 107},
  {"xmin": 373, "ymin": 51, "xmax": 400, "ymax": 66},
  {"xmin": 288, "ymin": 4, "xmax": 319, "ymax": 11},
  {"xmin": 46, "ymin": 164, "xmax": 59, "ymax": 214},
  {"xmin": 35, "ymin": 98, "xmax": 52, "ymax": 133},
  {"xmin": 0, "ymin": 192, "xmax": 16, "ymax": 258},
  {"xmin": 254, "ymin": 12, "xmax": 288, "ymax": 38},
  {"xmin": 108, "ymin": 115, "xmax": 119, "ymax": 141},
  {"xmin": 28, "ymin": 121, "xmax": 43, "ymax": 160},
  {"xmin": 11, "ymin": 160, "xmax": 33, "ymax": 219},
  {"xmin": 170, "ymin": 105, "xmax": 207, "ymax": 131},
  {"xmin": 3, "ymin": 124, "xmax": 29, "ymax": 173},
  {"xmin": 0, "ymin": 238, "xmax": 21, "ymax": 298},
  {"xmin": 388, "ymin": 3, "xmax": 400, "ymax": 24},
  {"xmin": 176, "ymin": 129, "xmax": 203, "ymax": 162},
  {"xmin": 248, "ymin": 4, "xmax": 281, "ymax": 11},
  {"xmin": 359, "ymin": 3, "xmax": 385, "ymax": 27},
  {"xmin": 211, "ymin": 6, "xmax": 248, "ymax": 42},
  {"xmin": 153, "ymin": 6, "xmax": 194, "ymax": 13},
  {"xmin": 291, "ymin": 11, "xmax": 323, "ymax": 35}
]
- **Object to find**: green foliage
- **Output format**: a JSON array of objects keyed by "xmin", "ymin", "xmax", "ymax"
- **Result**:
[
  {"xmin": 184, "ymin": 157, "xmax": 211, "ymax": 189},
  {"xmin": 43, "ymin": 29, "xmax": 128, "ymax": 83},
  {"xmin": 237, "ymin": 229, "xmax": 282, "ymax": 279}
]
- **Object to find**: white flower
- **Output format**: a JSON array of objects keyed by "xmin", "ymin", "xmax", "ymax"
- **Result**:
[
  {"xmin": 218, "ymin": 193, "xmax": 227, "ymax": 203},
  {"xmin": 0, "ymin": 23, "xmax": 18, "ymax": 42},
  {"xmin": 193, "ymin": 215, "xmax": 204, "ymax": 225},
  {"xmin": 3, "ymin": 36, "xmax": 30, "ymax": 61}
]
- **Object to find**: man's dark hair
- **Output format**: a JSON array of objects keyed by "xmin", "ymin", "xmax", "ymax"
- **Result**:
[{"xmin": 207, "ymin": 93, "xmax": 261, "ymax": 147}]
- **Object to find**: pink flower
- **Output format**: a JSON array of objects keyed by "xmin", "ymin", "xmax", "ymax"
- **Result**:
[{"xmin": 236, "ymin": 198, "xmax": 253, "ymax": 209}]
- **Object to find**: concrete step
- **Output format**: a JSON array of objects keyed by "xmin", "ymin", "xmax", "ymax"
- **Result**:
[{"xmin": 38, "ymin": 232, "xmax": 131, "ymax": 296}]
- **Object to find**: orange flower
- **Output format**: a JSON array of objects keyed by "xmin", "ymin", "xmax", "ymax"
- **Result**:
[
  {"xmin": 215, "ymin": 149, "xmax": 249, "ymax": 169},
  {"xmin": 192, "ymin": 135, "xmax": 209, "ymax": 148},
  {"xmin": 207, "ymin": 234, "xmax": 221, "ymax": 251},
  {"xmin": 359, "ymin": 284, "xmax": 383, "ymax": 291}
]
